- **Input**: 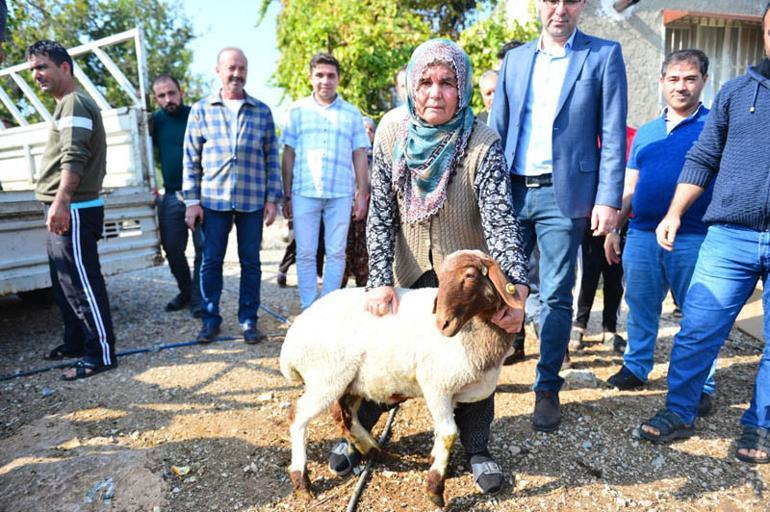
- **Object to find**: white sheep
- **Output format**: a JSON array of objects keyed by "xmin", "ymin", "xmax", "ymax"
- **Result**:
[{"xmin": 280, "ymin": 249, "xmax": 523, "ymax": 507}]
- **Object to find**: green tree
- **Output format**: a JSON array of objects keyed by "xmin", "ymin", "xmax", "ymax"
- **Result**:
[
  {"xmin": 1, "ymin": 0, "xmax": 201, "ymax": 123},
  {"xmin": 458, "ymin": 7, "xmax": 539, "ymax": 112},
  {"xmin": 270, "ymin": 0, "xmax": 431, "ymax": 119}
]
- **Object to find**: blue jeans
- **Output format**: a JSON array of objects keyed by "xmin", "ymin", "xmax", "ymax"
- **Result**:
[
  {"xmin": 157, "ymin": 192, "xmax": 203, "ymax": 306},
  {"xmin": 199, "ymin": 207, "xmax": 264, "ymax": 329},
  {"xmin": 666, "ymin": 224, "xmax": 770, "ymax": 428},
  {"xmin": 293, "ymin": 195, "xmax": 353, "ymax": 309},
  {"xmin": 622, "ymin": 229, "xmax": 716, "ymax": 394},
  {"xmin": 511, "ymin": 182, "xmax": 587, "ymax": 391}
]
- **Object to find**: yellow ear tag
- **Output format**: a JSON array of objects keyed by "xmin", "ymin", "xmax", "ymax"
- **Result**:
[
  {"xmin": 480, "ymin": 266, "xmax": 488, "ymax": 276},
  {"xmin": 505, "ymin": 283, "xmax": 516, "ymax": 295}
]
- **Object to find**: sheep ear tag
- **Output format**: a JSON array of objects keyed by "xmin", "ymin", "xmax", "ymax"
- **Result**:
[{"xmin": 480, "ymin": 265, "xmax": 488, "ymax": 276}]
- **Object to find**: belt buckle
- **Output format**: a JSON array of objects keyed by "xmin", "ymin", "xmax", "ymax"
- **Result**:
[{"xmin": 525, "ymin": 176, "xmax": 541, "ymax": 188}]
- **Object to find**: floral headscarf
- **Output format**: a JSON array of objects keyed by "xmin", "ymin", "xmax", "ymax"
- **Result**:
[{"xmin": 392, "ymin": 38, "xmax": 475, "ymax": 223}]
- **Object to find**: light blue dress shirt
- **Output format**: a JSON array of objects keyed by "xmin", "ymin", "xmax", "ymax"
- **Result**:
[{"xmin": 513, "ymin": 31, "xmax": 576, "ymax": 177}]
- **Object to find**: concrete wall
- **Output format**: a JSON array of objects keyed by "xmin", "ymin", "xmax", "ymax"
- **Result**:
[{"xmin": 578, "ymin": 0, "xmax": 767, "ymax": 126}]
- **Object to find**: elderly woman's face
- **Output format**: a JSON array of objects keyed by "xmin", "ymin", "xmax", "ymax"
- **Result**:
[{"xmin": 414, "ymin": 63, "xmax": 459, "ymax": 126}]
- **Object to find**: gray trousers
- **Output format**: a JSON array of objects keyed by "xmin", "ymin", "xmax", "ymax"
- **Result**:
[
  {"xmin": 356, "ymin": 270, "xmax": 495, "ymax": 456},
  {"xmin": 157, "ymin": 192, "xmax": 202, "ymax": 304}
]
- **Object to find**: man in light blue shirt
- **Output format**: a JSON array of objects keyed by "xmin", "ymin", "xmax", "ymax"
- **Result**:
[
  {"xmin": 490, "ymin": 0, "xmax": 627, "ymax": 433},
  {"xmin": 281, "ymin": 52, "xmax": 370, "ymax": 309}
]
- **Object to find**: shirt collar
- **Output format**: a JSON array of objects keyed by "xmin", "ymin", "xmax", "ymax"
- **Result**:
[
  {"xmin": 661, "ymin": 102, "xmax": 704, "ymax": 123},
  {"xmin": 310, "ymin": 93, "xmax": 340, "ymax": 108},
  {"xmin": 537, "ymin": 29, "xmax": 577, "ymax": 57},
  {"xmin": 207, "ymin": 91, "xmax": 258, "ymax": 107}
]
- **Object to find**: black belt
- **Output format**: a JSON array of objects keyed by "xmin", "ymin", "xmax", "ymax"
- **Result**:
[{"xmin": 512, "ymin": 173, "xmax": 553, "ymax": 188}]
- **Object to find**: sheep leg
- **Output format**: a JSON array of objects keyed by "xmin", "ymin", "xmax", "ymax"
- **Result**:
[
  {"xmin": 288, "ymin": 391, "xmax": 339, "ymax": 500},
  {"xmin": 346, "ymin": 396, "xmax": 396, "ymax": 462},
  {"xmin": 423, "ymin": 393, "xmax": 458, "ymax": 508}
]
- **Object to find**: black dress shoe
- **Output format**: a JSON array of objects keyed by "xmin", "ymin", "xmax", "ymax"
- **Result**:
[
  {"xmin": 533, "ymin": 390, "xmax": 561, "ymax": 432},
  {"xmin": 697, "ymin": 392, "xmax": 714, "ymax": 417},
  {"xmin": 196, "ymin": 324, "xmax": 220, "ymax": 343},
  {"xmin": 504, "ymin": 329, "xmax": 526, "ymax": 365},
  {"xmin": 165, "ymin": 294, "xmax": 190, "ymax": 312},
  {"xmin": 243, "ymin": 326, "xmax": 267, "ymax": 344},
  {"xmin": 607, "ymin": 365, "xmax": 644, "ymax": 390}
]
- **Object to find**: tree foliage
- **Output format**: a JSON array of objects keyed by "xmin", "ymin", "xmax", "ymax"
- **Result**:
[
  {"xmin": 271, "ymin": 0, "xmax": 431, "ymax": 119},
  {"xmin": 458, "ymin": 7, "xmax": 540, "ymax": 112},
  {"xmin": 1, "ymin": 0, "xmax": 201, "ymax": 123}
]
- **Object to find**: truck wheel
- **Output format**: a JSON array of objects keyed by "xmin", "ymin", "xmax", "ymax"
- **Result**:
[{"xmin": 18, "ymin": 287, "xmax": 55, "ymax": 306}]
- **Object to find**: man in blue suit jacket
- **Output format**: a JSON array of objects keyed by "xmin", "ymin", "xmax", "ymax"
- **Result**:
[{"xmin": 490, "ymin": 0, "xmax": 627, "ymax": 432}]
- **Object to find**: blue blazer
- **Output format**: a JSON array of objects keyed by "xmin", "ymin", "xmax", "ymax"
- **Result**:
[{"xmin": 490, "ymin": 30, "xmax": 628, "ymax": 218}]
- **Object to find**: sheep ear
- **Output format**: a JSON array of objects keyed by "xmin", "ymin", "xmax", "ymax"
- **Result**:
[{"xmin": 483, "ymin": 258, "xmax": 524, "ymax": 311}]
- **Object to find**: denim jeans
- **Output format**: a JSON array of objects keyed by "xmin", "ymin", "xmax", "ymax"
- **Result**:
[
  {"xmin": 666, "ymin": 224, "xmax": 770, "ymax": 428},
  {"xmin": 199, "ymin": 207, "xmax": 264, "ymax": 329},
  {"xmin": 622, "ymin": 229, "xmax": 716, "ymax": 394},
  {"xmin": 293, "ymin": 195, "xmax": 353, "ymax": 309},
  {"xmin": 157, "ymin": 192, "xmax": 203, "ymax": 306},
  {"xmin": 510, "ymin": 182, "xmax": 587, "ymax": 391}
]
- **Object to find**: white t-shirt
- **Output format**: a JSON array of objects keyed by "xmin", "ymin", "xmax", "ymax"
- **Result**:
[{"xmin": 223, "ymin": 98, "xmax": 245, "ymax": 151}]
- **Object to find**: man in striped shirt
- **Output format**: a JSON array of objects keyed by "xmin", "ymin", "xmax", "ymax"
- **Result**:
[
  {"xmin": 183, "ymin": 47, "xmax": 282, "ymax": 344},
  {"xmin": 28, "ymin": 40, "xmax": 117, "ymax": 380},
  {"xmin": 281, "ymin": 53, "xmax": 370, "ymax": 309}
]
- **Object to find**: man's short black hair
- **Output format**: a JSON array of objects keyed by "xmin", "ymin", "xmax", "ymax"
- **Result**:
[
  {"xmin": 152, "ymin": 74, "xmax": 181, "ymax": 90},
  {"xmin": 310, "ymin": 52, "xmax": 340, "ymax": 75},
  {"xmin": 25, "ymin": 40, "xmax": 74, "ymax": 76},
  {"xmin": 496, "ymin": 40, "xmax": 524, "ymax": 61},
  {"xmin": 763, "ymin": 2, "xmax": 770, "ymax": 28},
  {"xmin": 661, "ymin": 49, "xmax": 709, "ymax": 78}
]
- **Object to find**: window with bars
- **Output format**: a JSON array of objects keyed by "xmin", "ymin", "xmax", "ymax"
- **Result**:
[{"xmin": 665, "ymin": 16, "xmax": 764, "ymax": 108}]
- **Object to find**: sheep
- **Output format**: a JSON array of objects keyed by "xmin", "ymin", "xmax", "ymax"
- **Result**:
[{"xmin": 279, "ymin": 249, "xmax": 524, "ymax": 507}]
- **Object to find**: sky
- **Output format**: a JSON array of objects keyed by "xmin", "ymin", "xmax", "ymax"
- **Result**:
[{"xmin": 184, "ymin": 0, "xmax": 286, "ymax": 117}]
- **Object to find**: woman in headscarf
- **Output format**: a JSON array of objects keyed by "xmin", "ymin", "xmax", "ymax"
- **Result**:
[{"xmin": 327, "ymin": 39, "xmax": 530, "ymax": 496}]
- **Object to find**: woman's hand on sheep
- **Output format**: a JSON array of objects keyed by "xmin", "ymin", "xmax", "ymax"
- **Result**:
[
  {"xmin": 491, "ymin": 284, "xmax": 528, "ymax": 333},
  {"xmin": 365, "ymin": 286, "xmax": 399, "ymax": 316}
]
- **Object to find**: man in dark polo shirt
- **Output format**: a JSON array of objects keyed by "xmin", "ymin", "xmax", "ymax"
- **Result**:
[{"xmin": 151, "ymin": 74, "xmax": 202, "ymax": 317}]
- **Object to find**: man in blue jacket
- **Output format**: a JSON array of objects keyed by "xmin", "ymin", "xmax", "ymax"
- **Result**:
[
  {"xmin": 490, "ymin": 0, "xmax": 627, "ymax": 432},
  {"xmin": 638, "ymin": 3, "xmax": 770, "ymax": 465}
]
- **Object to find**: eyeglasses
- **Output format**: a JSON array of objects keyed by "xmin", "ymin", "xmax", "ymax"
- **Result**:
[{"xmin": 542, "ymin": 0, "xmax": 583, "ymax": 5}]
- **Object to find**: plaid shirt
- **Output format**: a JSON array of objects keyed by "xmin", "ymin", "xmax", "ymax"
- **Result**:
[
  {"xmin": 281, "ymin": 94, "xmax": 370, "ymax": 198},
  {"xmin": 183, "ymin": 91, "xmax": 282, "ymax": 212}
]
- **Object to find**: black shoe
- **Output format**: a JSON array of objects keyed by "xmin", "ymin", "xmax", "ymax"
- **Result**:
[
  {"xmin": 243, "ymin": 326, "xmax": 266, "ymax": 345},
  {"xmin": 533, "ymin": 390, "xmax": 561, "ymax": 432},
  {"xmin": 165, "ymin": 294, "xmax": 190, "ymax": 312},
  {"xmin": 328, "ymin": 440, "xmax": 361, "ymax": 476},
  {"xmin": 697, "ymin": 392, "xmax": 714, "ymax": 417},
  {"xmin": 611, "ymin": 334, "xmax": 627, "ymax": 354},
  {"xmin": 607, "ymin": 366, "xmax": 644, "ymax": 390},
  {"xmin": 190, "ymin": 307, "xmax": 203, "ymax": 319},
  {"xmin": 470, "ymin": 452, "xmax": 504, "ymax": 495},
  {"xmin": 196, "ymin": 324, "xmax": 220, "ymax": 344}
]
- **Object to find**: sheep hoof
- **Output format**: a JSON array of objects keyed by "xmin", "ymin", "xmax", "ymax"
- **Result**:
[
  {"xmin": 425, "ymin": 470, "xmax": 446, "ymax": 508},
  {"xmin": 289, "ymin": 470, "xmax": 314, "ymax": 501}
]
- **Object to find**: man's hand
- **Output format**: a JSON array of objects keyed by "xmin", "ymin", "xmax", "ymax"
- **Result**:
[
  {"xmin": 591, "ymin": 205, "xmax": 617, "ymax": 236},
  {"xmin": 604, "ymin": 232, "xmax": 622, "ymax": 265},
  {"xmin": 185, "ymin": 204, "xmax": 204, "ymax": 230},
  {"xmin": 656, "ymin": 214, "xmax": 681, "ymax": 252},
  {"xmin": 353, "ymin": 191, "xmax": 369, "ymax": 222},
  {"xmin": 365, "ymin": 286, "xmax": 399, "ymax": 316},
  {"xmin": 264, "ymin": 201, "xmax": 277, "ymax": 227},
  {"xmin": 491, "ymin": 283, "xmax": 528, "ymax": 333},
  {"xmin": 282, "ymin": 199, "xmax": 292, "ymax": 220},
  {"xmin": 47, "ymin": 198, "xmax": 71, "ymax": 235}
]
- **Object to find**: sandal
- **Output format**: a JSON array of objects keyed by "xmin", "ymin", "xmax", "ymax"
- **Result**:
[
  {"xmin": 735, "ymin": 425, "xmax": 770, "ymax": 464},
  {"xmin": 61, "ymin": 360, "xmax": 117, "ymax": 381},
  {"xmin": 328, "ymin": 439, "xmax": 361, "ymax": 476},
  {"xmin": 44, "ymin": 344, "xmax": 83, "ymax": 361},
  {"xmin": 638, "ymin": 408, "xmax": 694, "ymax": 444},
  {"xmin": 470, "ymin": 453, "xmax": 504, "ymax": 495}
]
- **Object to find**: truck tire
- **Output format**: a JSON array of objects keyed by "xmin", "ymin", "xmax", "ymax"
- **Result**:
[{"xmin": 17, "ymin": 287, "xmax": 54, "ymax": 306}]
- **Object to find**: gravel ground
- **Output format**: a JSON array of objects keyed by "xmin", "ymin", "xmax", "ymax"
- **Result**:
[{"xmin": 0, "ymin": 220, "xmax": 768, "ymax": 512}]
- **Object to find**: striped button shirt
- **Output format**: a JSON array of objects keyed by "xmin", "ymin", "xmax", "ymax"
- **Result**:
[
  {"xmin": 281, "ymin": 94, "xmax": 370, "ymax": 199},
  {"xmin": 183, "ymin": 91, "xmax": 282, "ymax": 212}
]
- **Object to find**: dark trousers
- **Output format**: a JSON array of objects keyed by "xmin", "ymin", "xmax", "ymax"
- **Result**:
[
  {"xmin": 574, "ymin": 228, "xmax": 624, "ymax": 332},
  {"xmin": 278, "ymin": 221, "xmax": 324, "ymax": 277},
  {"xmin": 47, "ymin": 205, "xmax": 116, "ymax": 367},
  {"xmin": 356, "ymin": 270, "xmax": 495, "ymax": 456},
  {"xmin": 157, "ymin": 192, "xmax": 203, "ymax": 305}
]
